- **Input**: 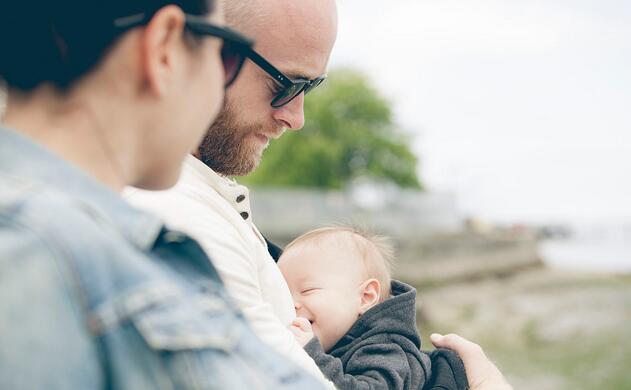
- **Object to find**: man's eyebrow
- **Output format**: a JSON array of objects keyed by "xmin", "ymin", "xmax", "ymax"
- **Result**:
[{"xmin": 284, "ymin": 71, "xmax": 317, "ymax": 81}]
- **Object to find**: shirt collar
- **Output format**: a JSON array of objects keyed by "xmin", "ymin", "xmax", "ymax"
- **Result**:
[
  {"xmin": 0, "ymin": 125, "xmax": 164, "ymax": 250},
  {"xmin": 185, "ymin": 155, "xmax": 254, "ymax": 224}
]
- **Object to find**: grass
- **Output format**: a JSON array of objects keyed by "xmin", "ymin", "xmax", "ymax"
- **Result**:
[
  {"xmin": 411, "ymin": 271, "xmax": 631, "ymax": 390},
  {"xmin": 418, "ymin": 318, "xmax": 631, "ymax": 390}
]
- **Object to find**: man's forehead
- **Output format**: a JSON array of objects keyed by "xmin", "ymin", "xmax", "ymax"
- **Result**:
[
  {"xmin": 246, "ymin": 0, "xmax": 337, "ymax": 79},
  {"xmin": 253, "ymin": 31, "xmax": 334, "ymax": 80}
]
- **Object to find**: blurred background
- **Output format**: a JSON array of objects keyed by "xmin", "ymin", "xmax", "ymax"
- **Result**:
[
  {"xmin": 1, "ymin": 1, "xmax": 627, "ymax": 388},
  {"xmin": 242, "ymin": 0, "xmax": 631, "ymax": 389}
]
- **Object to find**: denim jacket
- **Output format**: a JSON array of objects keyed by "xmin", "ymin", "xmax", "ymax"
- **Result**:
[{"xmin": 0, "ymin": 126, "xmax": 324, "ymax": 390}]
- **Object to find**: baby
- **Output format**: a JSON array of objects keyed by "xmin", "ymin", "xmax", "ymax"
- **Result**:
[{"xmin": 278, "ymin": 227, "xmax": 432, "ymax": 390}]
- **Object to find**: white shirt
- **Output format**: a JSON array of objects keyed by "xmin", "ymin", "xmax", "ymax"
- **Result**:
[{"xmin": 125, "ymin": 155, "xmax": 335, "ymax": 388}]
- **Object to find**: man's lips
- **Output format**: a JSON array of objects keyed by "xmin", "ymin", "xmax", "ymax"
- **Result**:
[
  {"xmin": 254, "ymin": 133, "xmax": 269, "ymax": 144},
  {"xmin": 253, "ymin": 129, "xmax": 285, "ymax": 144}
]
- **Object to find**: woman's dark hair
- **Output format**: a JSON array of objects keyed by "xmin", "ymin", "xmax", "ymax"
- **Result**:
[{"xmin": 0, "ymin": 0, "xmax": 215, "ymax": 91}]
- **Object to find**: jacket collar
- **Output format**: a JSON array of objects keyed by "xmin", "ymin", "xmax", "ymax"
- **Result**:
[
  {"xmin": 184, "ymin": 155, "xmax": 254, "ymax": 224},
  {"xmin": 0, "ymin": 125, "xmax": 163, "ymax": 250}
]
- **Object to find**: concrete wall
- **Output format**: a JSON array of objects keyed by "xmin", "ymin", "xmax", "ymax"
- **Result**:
[{"xmin": 249, "ymin": 187, "xmax": 463, "ymax": 239}]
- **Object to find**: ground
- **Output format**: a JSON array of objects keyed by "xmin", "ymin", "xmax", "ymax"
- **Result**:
[{"xmin": 399, "ymin": 266, "xmax": 631, "ymax": 390}]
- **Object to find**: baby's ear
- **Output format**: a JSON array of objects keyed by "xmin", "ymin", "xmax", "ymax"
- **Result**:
[{"xmin": 359, "ymin": 279, "xmax": 381, "ymax": 315}]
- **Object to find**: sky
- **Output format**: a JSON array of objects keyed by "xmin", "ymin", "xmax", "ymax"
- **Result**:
[{"xmin": 330, "ymin": 0, "xmax": 631, "ymax": 224}]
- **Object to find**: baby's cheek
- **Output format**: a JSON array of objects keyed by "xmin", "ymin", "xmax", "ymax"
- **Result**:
[{"xmin": 311, "ymin": 323, "xmax": 325, "ymax": 343}]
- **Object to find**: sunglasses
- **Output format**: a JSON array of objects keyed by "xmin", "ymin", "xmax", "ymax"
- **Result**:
[
  {"xmin": 184, "ymin": 17, "xmax": 327, "ymax": 107},
  {"xmin": 114, "ymin": 13, "xmax": 253, "ymax": 88}
]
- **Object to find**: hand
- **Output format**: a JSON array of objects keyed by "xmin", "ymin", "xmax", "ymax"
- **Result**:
[
  {"xmin": 431, "ymin": 333, "xmax": 513, "ymax": 390},
  {"xmin": 289, "ymin": 317, "xmax": 314, "ymax": 347}
]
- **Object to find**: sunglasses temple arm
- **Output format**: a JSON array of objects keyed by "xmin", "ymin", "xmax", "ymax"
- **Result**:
[{"xmin": 245, "ymin": 49, "xmax": 294, "ymax": 88}]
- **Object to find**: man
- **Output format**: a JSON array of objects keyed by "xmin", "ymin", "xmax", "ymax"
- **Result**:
[
  {"xmin": 127, "ymin": 0, "xmax": 512, "ymax": 388},
  {"xmin": 127, "ymin": 0, "xmax": 338, "ymax": 386}
]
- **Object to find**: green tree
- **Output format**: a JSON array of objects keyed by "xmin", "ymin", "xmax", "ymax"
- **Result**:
[{"xmin": 242, "ymin": 69, "xmax": 422, "ymax": 189}]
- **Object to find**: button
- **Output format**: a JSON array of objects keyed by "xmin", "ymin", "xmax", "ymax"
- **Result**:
[
  {"xmin": 163, "ymin": 231, "xmax": 186, "ymax": 244},
  {"xmin": 236, "ymin": 194, "xmax": 246, "ymax": 203},
  {"xmin": 240, "ymin": 212, "xmax": 249, "ymax": 220}
]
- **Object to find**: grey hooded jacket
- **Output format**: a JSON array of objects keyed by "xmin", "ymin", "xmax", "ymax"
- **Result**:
[{"xmin": 304, "ymin": 280, "xmax": 432, "ymax": 390}]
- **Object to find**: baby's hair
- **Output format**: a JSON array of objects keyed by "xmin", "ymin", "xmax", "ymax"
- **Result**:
[{"xmin": 284, "ymin": 226, "xmax": 394, "ymax": 300}]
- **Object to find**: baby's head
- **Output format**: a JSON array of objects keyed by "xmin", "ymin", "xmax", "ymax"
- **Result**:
[{"xmin": 278, "ymin": 226, "xmax": 394, "ymax": 351}]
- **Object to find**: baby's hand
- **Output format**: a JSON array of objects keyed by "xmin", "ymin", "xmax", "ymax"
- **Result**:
[{"xmin": 289, "ymin": 317, "xmax": 314, "ymax": 347}]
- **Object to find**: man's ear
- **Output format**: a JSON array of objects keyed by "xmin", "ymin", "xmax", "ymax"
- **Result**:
[
  {"xmin": 140, "ymin": 5, "xmax": 187, "ymax": 96},
  {"xmin": 358, "ymin": 278, "xmax": 381, "ymax": 315}
]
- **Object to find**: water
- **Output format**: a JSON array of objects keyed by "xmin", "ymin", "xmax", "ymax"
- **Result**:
[{"xmin": 538, "ymin": 223, "xmax": 631, "ymax": 273}]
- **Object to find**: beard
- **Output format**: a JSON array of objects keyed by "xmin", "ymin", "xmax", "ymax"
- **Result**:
[{"xmin": 197, "ymin": 101, "xmax": 269, "ymax": 177}]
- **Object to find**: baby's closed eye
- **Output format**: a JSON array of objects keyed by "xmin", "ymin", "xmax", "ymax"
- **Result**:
[{"xmin": 300, "ymin": 287, "xmax": 321, "ymax": 295}]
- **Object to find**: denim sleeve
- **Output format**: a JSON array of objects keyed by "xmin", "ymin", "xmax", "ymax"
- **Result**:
[{"xmin": 0, "ymin": 220, "xmax": 102, "ymax": 390}]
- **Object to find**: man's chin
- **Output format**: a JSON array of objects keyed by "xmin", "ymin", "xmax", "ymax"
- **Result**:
[
  {"xmin": 199, "ymin": 137, "xmax": 265, "ymax": 177},
  {"xmin": 235, "ymin": 143, "xmax": 265, "ymax": 176},
  {"xmin": 228, "ymin": 154, "xmax": 262, "ymax": 177}
]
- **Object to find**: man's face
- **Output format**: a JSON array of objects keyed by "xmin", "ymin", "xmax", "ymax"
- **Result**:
[{"xmin": 198, "ymin": 0, "xmax": 338, "ymax": 176}]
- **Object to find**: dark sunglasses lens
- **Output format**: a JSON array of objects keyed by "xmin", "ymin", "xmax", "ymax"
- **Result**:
[
  {"xmin": 305, "ymin": 78, "xmax": 324, "ymax": 94},
  {"xmin": 271, "ymin": 82, "xmax": 307, "ymax": 108},
  {"xmin": 221, "ymin": 43, "xmax": 245, "ymax": 87}
]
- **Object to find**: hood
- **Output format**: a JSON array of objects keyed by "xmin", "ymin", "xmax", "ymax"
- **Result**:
[{"xmin": 332, "ymin": 280, "xmax": 420, "ymax": 350}]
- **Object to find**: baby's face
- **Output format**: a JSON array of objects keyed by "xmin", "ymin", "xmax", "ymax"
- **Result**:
[{"xmin": 279, "ymin": 242, "xmax": 366, "ymax": 352}]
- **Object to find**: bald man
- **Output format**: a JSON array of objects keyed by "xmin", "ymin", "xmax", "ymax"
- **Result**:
[{"xmin": 126, "ymin": 0, "xmax": 339, "ymax": 387}]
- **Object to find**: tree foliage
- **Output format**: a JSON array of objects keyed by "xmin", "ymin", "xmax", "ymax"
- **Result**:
[{"xmin": 242, "ymin": 69, "xmax": 422, "ymax": 189}]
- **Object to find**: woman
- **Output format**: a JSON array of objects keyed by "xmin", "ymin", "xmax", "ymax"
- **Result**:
[{"xmin": 0, "ymin": 1, "xmax": 323, "ymax": 388}]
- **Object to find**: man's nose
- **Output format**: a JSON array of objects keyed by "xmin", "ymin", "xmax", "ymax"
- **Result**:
[{"xmin": 273, "ymin": 93, "xmax": 305, "ymax": 131}]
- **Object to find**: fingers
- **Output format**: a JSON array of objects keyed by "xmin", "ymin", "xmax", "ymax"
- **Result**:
[
  {"xmin": 431, "ymin": 333, "xmax": 486, "ymax": 361},
  {"xmin": 289, "ymin": 317, "xmax": 314, "ymax": 347},
  {"xmin": 430, "ymin": 333, "xmax": 512, "ymax": 390},
  {"xmin": 289, "ymin": 325, "xmax": 303, "ymax": 337},
  {"xmin": 292, "ymin": 317, "xmax": 312, "ymax": 332},
  {"xmin": 431, "ymin": 333, "xmax": 488, "ymax": 381}
]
